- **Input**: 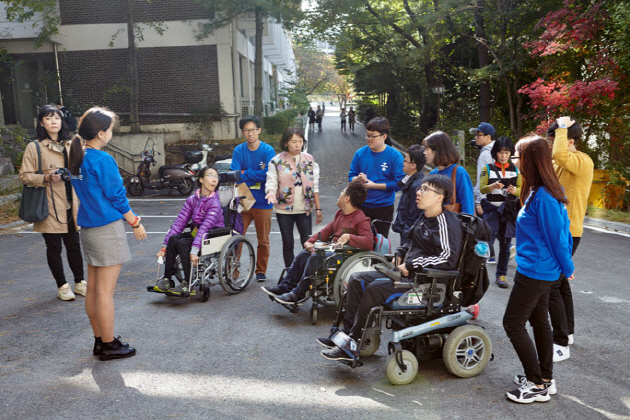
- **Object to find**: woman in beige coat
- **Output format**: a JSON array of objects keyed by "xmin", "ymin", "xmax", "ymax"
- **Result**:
[{"xmin": 19, "ymin": 104, "xmax": 85, "ymax": 301}]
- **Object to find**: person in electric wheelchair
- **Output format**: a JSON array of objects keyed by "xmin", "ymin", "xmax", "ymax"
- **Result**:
[
  {"xmin": 153, "ymin": 165, "xmax": 224, "ymax": 294},
  {"xmin": 318, "ymin": 174, "xmax": 463, "ymax": 361},
  {"xmin": 261, "ymin": 180, "xmax": 373, "ymax": 304}
]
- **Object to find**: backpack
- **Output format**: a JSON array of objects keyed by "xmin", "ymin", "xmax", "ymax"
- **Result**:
[
  {"xmin": 371, "ymin": 224, "xmax": 391, "ymax": 256},
  {"xmin": 455, "ymin": 213, "xmax": 492, "ymax": 306}
]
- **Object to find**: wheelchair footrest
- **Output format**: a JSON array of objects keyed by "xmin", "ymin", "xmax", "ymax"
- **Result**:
[{"xmin": 339, "ymin": 359, "xmax": 363, "ymax": 368}]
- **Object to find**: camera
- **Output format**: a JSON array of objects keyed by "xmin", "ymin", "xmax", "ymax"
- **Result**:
[{"xmin": 54, "ymin": 167, "xmax": 71, "ymax": 182}]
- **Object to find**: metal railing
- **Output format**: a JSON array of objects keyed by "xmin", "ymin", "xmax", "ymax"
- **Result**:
[{"xmin": 104, "ymin": 142, "xmax": 139, "ymax": 177}]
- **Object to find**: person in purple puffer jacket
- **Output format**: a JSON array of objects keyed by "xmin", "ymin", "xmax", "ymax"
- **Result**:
[{"xmin": 154, "ymin": 166, "xmax": 224, "ymax": 294}]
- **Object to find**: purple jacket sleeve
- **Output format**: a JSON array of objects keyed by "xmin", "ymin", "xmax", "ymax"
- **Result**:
[
  {"xmin": 163, "ymin": 195, "xmax": 195, "ymax": 247},
  {"xmin": 191, "ymin": 194, "xmax": 224, "ymax": 254}
]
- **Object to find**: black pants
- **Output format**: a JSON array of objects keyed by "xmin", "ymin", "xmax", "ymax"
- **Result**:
[
  {"xmin": 42, "ymin": 228, "xmax": 84, "ymax": 288},
  {"xmin": 165, "ymin": 233, "xmax": 194, "ymax": 282},
  {"xmin": 344, "ymin": 271, "xmax": 396, "ymax": 339},
  {"xmin": 548, "ymin": 237, "xmax": 580, "ymax": 346},
  {"xmin": 341, "ymin": 120, "xmax": 346, "ymax": 131},
  {"xmin": 276, "ymin": 213, "xmax": 312, "ymax": 268},
  {"xmin": 503, "ymin": 271, "xmax": 555, "ymax": 385},
  {"xmin": 360, "ymin": 204, "xmax": 394, "ymax": 238}
]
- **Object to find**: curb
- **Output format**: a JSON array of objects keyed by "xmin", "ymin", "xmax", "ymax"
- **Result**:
[
  {"xmin": 0, "ymin": 193, "xmax": 21, "ymax": 206},
  {"xmin": 584, "ymin": 217, "xmax": 630, "ymax": 234},
  {"xmin": 0, "ymin": 219, "xmax": 28, "ymax": 230}
]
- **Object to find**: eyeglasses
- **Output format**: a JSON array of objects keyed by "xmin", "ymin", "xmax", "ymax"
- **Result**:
[
  {"xmin": 242, "ymin": 128, "xmax": 259, "ymax": 134},
  {"xmin": 204, "ymin": 174, "xmax": 219, "ymax": 179},
  {"xmin": 510, "ymin": 156, "xmax": 520, "ymax": 161},
  {"xmin": 365, "ymin": 133, "xmax": 383, "ymax": 140},
  {"xmin": 403, "ymin": 159, "xmax": 411, "ymax": 163},
  {"xmin": 419, "ymin": 186, "xmax": 442, "ymax": 195},
  {"xmin": 475, "ymin": 132, "xmax": 486, "ymax": 137}
]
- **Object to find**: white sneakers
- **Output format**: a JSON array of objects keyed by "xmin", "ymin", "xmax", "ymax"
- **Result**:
[
  {"xmin": 57, "ymin": 283, "xmax": 76, "ymax": 301},
  {"xmin": 568, "ymin": 334, "xmax": 574, "ymax": 345},
  {"xmin": 74, "ymin": 280, "xmax": 87, "ymax": 296},
  {"xmin": 553, "ymin": 344, "xmax": 570, "ymax": 362}
]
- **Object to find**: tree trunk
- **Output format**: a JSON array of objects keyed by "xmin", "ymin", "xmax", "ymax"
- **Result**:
[
  {"xmin": 128, "ymin": 0, "xmax": 140, "ymax": 134},
  {"xmin": 254, "ymin": 6, "xmax": 264, "ymax": 121},
  {"xmin": 475, "ymin": 0, "xmax": 491, "ymax": 123}
]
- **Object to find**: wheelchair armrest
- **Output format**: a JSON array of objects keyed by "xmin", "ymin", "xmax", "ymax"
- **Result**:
[
  {"xmin": 423, "ymin": 268, "xmax": 460, "ymax": 279},
  {"xmin": 218, "ymin": 170, "xmax": 241, "ymax": 184}
]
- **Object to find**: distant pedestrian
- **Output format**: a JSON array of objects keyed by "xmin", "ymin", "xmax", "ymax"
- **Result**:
[
  {"xmin": 231, "ymin": 115, "xmax": 276, "ymax": 282},
  {"xmin": 68, "ymin": 106, "xmax": 147, "ymax": 361},
  {"xmin": 19, "ymin": 104, "xmax": 85, "ymax": 301},
  {"xmin": 349, "ymin": 117, "xmax": 405, "ymax": 238},
  {"xmin": 503, "ymin": 134, "xmax": 573, "ymax": 404},
  {"xmin": 340, "ymin": 108, "xmax": 347, "ymax": 132},
  {"xmin": 348, "ymin": 107, "xmax": 356, "ymax": 131},
  {"xmin": 307, "ymin": 107, "xmax": 316, "ymax": 132},
  {"xmin": 316, "ymin": 106, "xmax": 324, "ymax": 132},
  {"xmin": 265, "ymin": 127, "xmax": 322, "ymax": 268},
  {"xmin": 546, "ymin": 116, "xmax": 594, "ymax": 362}
]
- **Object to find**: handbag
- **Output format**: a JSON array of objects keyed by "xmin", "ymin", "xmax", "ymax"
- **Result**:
[
  {"xmin": 19, "ymin": 141, "xmax": 49, "ymax": 223},
  {"xmin": 444, "ymin": 165, "xmax": 462, "ymax": 213}
]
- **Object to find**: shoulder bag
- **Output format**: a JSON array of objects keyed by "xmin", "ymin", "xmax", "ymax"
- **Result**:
[
  {"xmin": 19, "ymin": 141, "xmax": 49, "ymax": 223},
  {"xmin": 444, "ymin": 164, "xmax": 462, "ymax": 213}
]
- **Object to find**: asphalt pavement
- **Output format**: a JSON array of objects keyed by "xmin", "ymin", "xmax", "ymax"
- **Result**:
[{"xmin": 1, "ymin": 108, "xmax": 630, "ymax": 419}]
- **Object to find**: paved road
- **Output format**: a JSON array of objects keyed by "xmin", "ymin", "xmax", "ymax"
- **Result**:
[{"xmin": 1, "ymin": 111, "xmax": 630, "ymax": 419}]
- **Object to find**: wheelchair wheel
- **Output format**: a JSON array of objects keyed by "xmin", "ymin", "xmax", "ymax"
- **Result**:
[
  {"xmin": 201, "ymin": 283, "xmax": 210, "ymax": 302},
  {"xmin": 310, "ymin": 306, "xmax": 318, "ymax": 325},
  {"xmin": 385, "ymin": 350, "xmax": 418, "ymax": 385},
  {"xmin": 218, "ymin": 235, "xmax": 255, "ymax": 294},
  {"xmin": 442, "ymin": 325, "xmax": 492, "ymax": 378},
  {"xmin": 333, "ymin": 252, "xmax": 389, "ymax": 305},
  {"xmin": 359, "ymin": 333, "xmax": 380, "ymax": 358}
]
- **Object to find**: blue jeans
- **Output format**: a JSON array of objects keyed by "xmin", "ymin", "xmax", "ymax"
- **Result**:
[
  {"xmin": 491, "ymin": 234, "xmax": 512, "ymax": 277},
  {"xmin": 276, "ymin": 213, "xmax": 312, "ymax": 268}
]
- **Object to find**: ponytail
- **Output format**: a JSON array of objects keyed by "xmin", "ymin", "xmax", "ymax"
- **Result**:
[{"xmin": 69, "ymin": 134, "xmax": 84, "ymax": 176}]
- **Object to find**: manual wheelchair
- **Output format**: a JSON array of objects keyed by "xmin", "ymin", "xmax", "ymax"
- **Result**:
[
  {"xmin": 273, "ymin": 241, "xmax": 389, "ymax": 325},
  {"xmin": 148, "ymin": 171, "xmax": 255, "ymax": 302},
  {"xmin": 328, "ymin": 213, "xmax": 493, "ymax": 385}
]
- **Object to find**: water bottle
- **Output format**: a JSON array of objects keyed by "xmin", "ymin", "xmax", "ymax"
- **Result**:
[{"xmin": 475, "ymin": 241, "xmax": 490, "ymax": 259}]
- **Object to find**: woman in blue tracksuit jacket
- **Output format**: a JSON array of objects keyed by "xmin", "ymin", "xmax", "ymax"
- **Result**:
[{"xmin": 503, "ymin": 135, "xmax": 574, "ymax": 404}]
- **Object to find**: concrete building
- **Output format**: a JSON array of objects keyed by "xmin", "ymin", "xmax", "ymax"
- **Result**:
[{"xmin": 0, "ymin": 1, "xmax": 297, "ymax": 140}]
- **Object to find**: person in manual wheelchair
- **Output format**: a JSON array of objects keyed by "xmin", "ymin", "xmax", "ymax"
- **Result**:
[
  {"xmin": 154, "ymin": 165, "xmax": 224, "ymax": 294},
  {"xmin": 261, "ymin": 181, "xmax": 373, "ymax": 304},
  {"xmin": 318, "ymin": 174, "xmax": 463, "ymax": 361}
]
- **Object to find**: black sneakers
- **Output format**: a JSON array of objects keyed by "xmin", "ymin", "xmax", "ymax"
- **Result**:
[
  {"xmin": 99, "ymin": 337, "xmax": 136, "ymax": 361},
  {"xmin": 316, "ymin": 337, "xmax": 335, "ymax": 348},
  {"xmin": 320, "ymin": 347, "xmax": 354, "ymax": 362},
  {"xmin": 261, "ymin": 285, "xmax": 286, "ymax": 297}
]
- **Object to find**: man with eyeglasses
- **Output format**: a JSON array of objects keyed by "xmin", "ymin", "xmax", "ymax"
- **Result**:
[
  {"xmin": 348, "ymin": 117, "xmax": 405, "ymax": 238},
  {"xmin": 231, "ymin": 115, "xmax": 276, "ymax": 282},
  {"xmin": 319, "ymin": 174, "xmax": 463, "ymax": 361}
]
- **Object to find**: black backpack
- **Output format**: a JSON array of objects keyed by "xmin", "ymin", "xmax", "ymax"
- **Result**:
[{"xmin": 455, "ymin": 213, "xmax": 492, "ymax": 306}]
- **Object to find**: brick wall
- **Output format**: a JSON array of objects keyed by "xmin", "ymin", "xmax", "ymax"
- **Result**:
[
  {"xmin": 59, "ymin": 0, "xmax": 213, "ymax": 25},
  {"xmin": 58, "ymin": 45, "xmax": 221, "ymax": 125}
]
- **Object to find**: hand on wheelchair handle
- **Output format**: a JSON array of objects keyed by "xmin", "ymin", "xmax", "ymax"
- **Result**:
[
  {"xmin": 397, "ymin": 263, "xmax": 409, "ymax": 277},
  {"xmin": 190, "ymin": 254, "xmax": 199, "ymax": 265}
]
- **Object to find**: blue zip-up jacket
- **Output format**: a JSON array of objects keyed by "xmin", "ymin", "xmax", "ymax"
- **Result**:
[
  {"xmin": 429, "ymin": 164, "xmax": 475, "ymax": 215},
  {"xmin": 230, "ymin": 141, "xmax": 276, "ymax": 209},
  {"xmin": 515, "ymin": 187, "xmax": 574, "ymax": 280},
  {"xmin": 70, "ymin": 148, "xmax": 132, "ymax": 228},
  {"xmin": 348, "ymin": 145, "xmax": 404, "ymax": 208}
]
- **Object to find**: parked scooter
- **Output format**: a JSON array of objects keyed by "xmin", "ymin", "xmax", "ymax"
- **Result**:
[
  {"xmin": 127, "ymin": 137, "xmax": 197, "ymax": 196},
  {"xmin": 189, "ymin": 143, "xmax": 233, "ymax": 181}
]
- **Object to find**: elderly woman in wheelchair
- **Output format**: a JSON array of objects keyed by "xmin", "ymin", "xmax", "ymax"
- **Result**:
[
  {"xmin": 262, "ymin": 181, "xmax": 375, "ymax": 306},
  {"xmin": 153, "ymin": 166, "xmax": 224, "ymax": 295},
  {"xmin": 317, "ymin": 174, "xmax": 493, "ymax": 385}
]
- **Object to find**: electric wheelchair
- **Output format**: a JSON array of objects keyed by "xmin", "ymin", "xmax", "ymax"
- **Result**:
[
  {"xmin": 327, "ymin": 213, "xmax": 493, "ymax": 385},
  {"xmin": 148, "ymin": 171, "xmax": 255, "ymax": 302}
]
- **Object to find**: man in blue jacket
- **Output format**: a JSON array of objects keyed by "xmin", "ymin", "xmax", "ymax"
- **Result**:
[
  {"xmin": 392, "ymin": 144, "xmax": 426, "ymax": 245},
  {"xmin": 231, "ymin": 116, "xmax": 276, "ymax": 281},
  {"xmin": 348, "ymin": 117, "xmax": 404, "ymax": 238}
]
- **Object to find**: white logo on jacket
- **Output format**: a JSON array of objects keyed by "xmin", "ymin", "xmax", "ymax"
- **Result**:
[{"xmin": 381, "ymin": 162, "xmax": 388, "ymax": 172}]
